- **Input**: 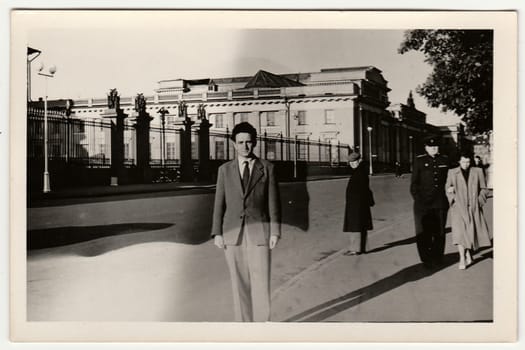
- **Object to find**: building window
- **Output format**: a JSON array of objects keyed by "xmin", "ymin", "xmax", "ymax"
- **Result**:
[
  {"xmin": 264, "ymin": 111, "xmax": 276, "ymax": 126},
  {"xmin": 124, "ymin": 143, "xmax": 130, "ymax": 159},
  {"xmin": 215, "ymin": 140, "xmax": 225, "ymax": 159},
  {"xmin": 212, "ymin": 114, "xmax": 224, "ymax": 128},
  {"xmin": 166, "ymin": 142, "xmax": 176, "ymax": 159},
  {"xmin": 325, "ymin": 110, "xmax": 335, "ymax": 124},
  {"xmin": 297, "ymin": 111, "xmax": 307, "ymax": 125},
  {"xmin": 266, "ymin": 140, "xmax": 276, "ymax": 160},
  {"xmin": 235, "ymin": 112, "xmax": 250, "ymax": 124},
  {"xmin": 297, "ymin": 136, "xmax": 308, "ymax": 160},
  {"xmin": 99, "ymin": 144, "xmax": 107, "ymax": 155},
  {"xmin": 323, "ymin": 137, "xmax": 336, "ymax": 162},
  {"xmin": 166, "ymin": 115, "xmax": 176, "ymax": 124},
  {"xmin": 74, "ymin": 121, "xmax": 85, "ymax": 133}
]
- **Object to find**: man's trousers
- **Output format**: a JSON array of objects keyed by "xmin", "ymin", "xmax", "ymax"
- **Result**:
[{"xmin": 224, "ymin": 226, "xmax": 271, "ymax": 322}]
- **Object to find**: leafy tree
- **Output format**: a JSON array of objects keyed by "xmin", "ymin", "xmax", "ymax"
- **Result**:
[{"xmin": 399, "ymin": 30, "xmax": 493, "ymax": 134}]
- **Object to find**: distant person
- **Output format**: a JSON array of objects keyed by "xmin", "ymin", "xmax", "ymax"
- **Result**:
[
  {"xmin": 395, "ymin": 161, "xmax": 402, "ymax": 178},
  {"xmin": 343, "ymin": 152, "xmax": 374, "ymax": 255},
  {"xmin": 473, "ymin": 155, "xmax": 483, "ymax": 168},
  {"xmin": 446, "ymin": 152, "xmax": 491, "ymax": 270},
  {"xmin": 410, "ymin": 136, "xmax": 449, "ymax": 268},
  {"xmin": 473, "ymin": 155, "xmax": 486, "ymax": 177},
  {"xmin": 211, "ymin": 122, "xmax": 281, "ymax": 322}
]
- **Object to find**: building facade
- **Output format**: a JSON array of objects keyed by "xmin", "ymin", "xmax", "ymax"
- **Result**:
[{"xmin": 58, "ymin": 66, "xmax": 449, "ymax": 172}]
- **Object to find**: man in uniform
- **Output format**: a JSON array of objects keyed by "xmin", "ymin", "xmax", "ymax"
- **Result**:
[{"xmin": 410, "ymin": 136, "xmax": 450, "ymax": 268}]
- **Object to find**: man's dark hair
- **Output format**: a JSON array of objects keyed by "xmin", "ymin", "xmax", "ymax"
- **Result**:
[
  {"xmin": 231, "ymin": 122, "xmax": 257, "ymax": 142},
  {"xmin": 459, "ymin": 150, "xmax": 473, "ymax": 160}
]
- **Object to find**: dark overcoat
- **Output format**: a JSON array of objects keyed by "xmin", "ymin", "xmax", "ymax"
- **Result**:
[
  {"xmin": 343, "ymin": 161, "xmax": 373, "ymax": 232},
  {"xmin": 410, "ymin": 153, "xmax": 449, "ymax": 234}
]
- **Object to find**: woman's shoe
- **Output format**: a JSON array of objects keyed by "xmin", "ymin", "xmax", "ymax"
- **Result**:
[
  {"xmin": 458, "ymin": 262, "xmax": 466, "ymax": 270},
  {"xmin": 465, "ymin": 255, "xmax": 473, "ymax": 266}
]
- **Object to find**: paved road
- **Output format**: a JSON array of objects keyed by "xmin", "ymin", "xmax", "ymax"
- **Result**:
[{"xmin": 27, "ymin": 176, "xmax": 493, "ymax": 322}]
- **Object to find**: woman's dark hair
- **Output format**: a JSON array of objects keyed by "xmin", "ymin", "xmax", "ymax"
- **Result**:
[
  {"xmin": 231, "ymin": 122, "xmax": 257, "ymax": 142},
  {"xmin": 459, "ymin": 150, "xmax": 473, "ymax": 160}
]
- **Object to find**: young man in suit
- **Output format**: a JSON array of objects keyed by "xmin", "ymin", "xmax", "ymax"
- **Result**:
[{"xmin": 211, "ymin": 122, "xmax": 281, "ymax": 322}]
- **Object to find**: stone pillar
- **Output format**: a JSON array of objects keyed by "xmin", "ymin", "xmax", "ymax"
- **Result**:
[
  {"xmin": 134, "ymin": 110, "xmax": 153, "ymax": 183},
  {"xmin": 197, "ymin": 105, "xmax": 212, "ymax": 181},
  {"xmin": 176, "ymin": 102, "xmax": 195, "ymax": 182},
  {"xmin": 101, "ymin": 108, "xmax": 127, "ymax": 185}
]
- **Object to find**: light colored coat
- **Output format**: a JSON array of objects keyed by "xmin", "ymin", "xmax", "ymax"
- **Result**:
[
  {"xmin": 211, "ymin": 157, "xmax": 281, "ymax": 246},
  {"xmin": 445, "ymin": 166, "xmax": 491, "ymax": 250}
]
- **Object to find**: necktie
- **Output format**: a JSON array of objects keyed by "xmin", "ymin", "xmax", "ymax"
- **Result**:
[{"xmin": 242, "ymin": 161, "xmax": 250, "ymax": 193}]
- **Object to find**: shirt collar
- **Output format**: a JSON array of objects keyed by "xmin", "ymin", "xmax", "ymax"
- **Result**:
[{"xmin": 238, "ymin": 156, "xmax": 256, "ymax": 168}]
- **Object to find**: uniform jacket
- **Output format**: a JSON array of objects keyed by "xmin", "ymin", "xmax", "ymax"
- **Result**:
[
  {"xmin": 343, "ymin": 161, "xmax": 373, "ymax": 232},
  {"xmin": 211, "ymin": 157, "xmax": 281, "ymax": 246},
  {"xmin": 445, "ymin": 166, "xmax": 491, "ymax": 249},
  {"xmin": 410, "ymin": 153, "xmax": 449, "ymax": 209}
]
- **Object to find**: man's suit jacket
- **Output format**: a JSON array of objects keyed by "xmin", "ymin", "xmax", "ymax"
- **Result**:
[{"xmin": 211, "ymin": 157, "xmax": 281, "ymax": 246}]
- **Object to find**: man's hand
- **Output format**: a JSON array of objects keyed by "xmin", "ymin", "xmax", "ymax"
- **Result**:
[
  {"xmin": 214, "ymin": 235, "xmax": 225, "ymax": 249},
  {"xmin": 269, "ymin": 235, "xmax": 279, "ymax": 250},
  {"xmin": 446, "ymin": 185, "xmax": 455, "ymax": 194}
]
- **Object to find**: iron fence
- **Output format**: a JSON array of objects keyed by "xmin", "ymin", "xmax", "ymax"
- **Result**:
[{"xmin": 28, "ymin": 110, "xmax": 352, "ymax": 170}]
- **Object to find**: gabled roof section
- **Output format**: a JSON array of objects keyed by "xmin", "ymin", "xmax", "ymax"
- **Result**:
[{"xmin": 244, "ymin": 70, "xmax": 305, "ymax": 89}]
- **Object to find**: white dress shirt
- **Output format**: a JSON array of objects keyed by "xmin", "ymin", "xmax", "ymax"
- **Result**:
[{"xmin": 238, "ymin": 157, "xmax": 255, "ymax": 178}]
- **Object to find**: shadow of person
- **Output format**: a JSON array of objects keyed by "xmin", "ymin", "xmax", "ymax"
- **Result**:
[
  {"xmin": 28, "ymin": 223, "xmax": 174, "ymax": 251},
  {"xmin": 283, "ymin": 252, "xmax": 458, "ymax": 322},
  {"xmin": 367, "ymin": 228, "xmax": 453, "ymax": 255},
  {"xmin": 366, "ymin": 236, "xmax": 417, "ymax": 254}
]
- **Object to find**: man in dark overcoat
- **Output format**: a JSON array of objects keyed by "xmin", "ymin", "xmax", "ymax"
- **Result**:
[
  {"xmin": 343, "ymin": 152, "xmax": 373, "ymax": 255},
  {"xmin": 410, "ymin": 136, "xmax": 450, "ymax": 268}
]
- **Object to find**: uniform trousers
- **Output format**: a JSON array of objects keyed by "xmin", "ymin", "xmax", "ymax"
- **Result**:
[
  {"xmin": 415, "ymin": 207, "xmax": 447, "ymax": 265},
  {"xmin": 224, "ymin": 224, "xmax": 271, "ymax": 322}
]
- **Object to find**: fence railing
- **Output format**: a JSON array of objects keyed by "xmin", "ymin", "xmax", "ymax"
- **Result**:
[{"xmin": 28, "ymin": 111, "xmax": 351, "ymax": 170}]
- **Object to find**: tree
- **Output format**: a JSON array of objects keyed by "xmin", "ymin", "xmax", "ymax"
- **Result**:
[{"xmin": 399, "ymin": 30, "xmax": 493, "ymax": 134}]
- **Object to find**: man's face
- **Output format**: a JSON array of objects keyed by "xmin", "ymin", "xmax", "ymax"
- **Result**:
[
  {"xmin": 233, "ymin": 132, "xmax": 255, "ymax": 158},
  {"xmin": 425, "ymin": 145, "xmax": 439, "ymax": 157},
  {"xmin": 459, "ymin": 156, "xmax": 471, "ymax": 170},
  {"xmin": 349, "ymin": 160, "xmax": 360, "ymax": 169}
]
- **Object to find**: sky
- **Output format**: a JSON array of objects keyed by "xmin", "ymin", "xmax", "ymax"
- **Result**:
[{"xmin": 28, "ymin": 28, "xmax": 460, "ymax": 126}]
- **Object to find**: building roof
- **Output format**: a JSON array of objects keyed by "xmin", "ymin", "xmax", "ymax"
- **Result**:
[{"xmin": 244, "ymin": 70, "xmax": 305, "ymax": 89}]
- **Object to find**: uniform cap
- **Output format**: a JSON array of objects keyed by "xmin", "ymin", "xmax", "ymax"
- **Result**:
[
  {"xmin": 424, "ymin": 136, "xmax": 440, "ymax": 146},
  {"xmin": 348, "ymin": 152, "xmax": 361, "ymax": 162}
]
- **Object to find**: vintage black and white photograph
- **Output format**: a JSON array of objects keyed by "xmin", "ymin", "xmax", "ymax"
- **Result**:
[{"xmin": 10, "ymin": 10, "xmax": 517, "ymax": 342}]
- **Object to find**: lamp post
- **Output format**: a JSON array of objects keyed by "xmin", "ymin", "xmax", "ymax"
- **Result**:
[
  {"xmin": 37, "ymin": 63, "xmax": 57, "ymax": 193},
  {"xmin": 284, "ymin": 96, "xmax": 291, "ymax": 161},
  {"xmin": 367, "ymin": 126, "xmax": 373, "ymax": 175},
  {"xmin": 157, "ymin": 107, "xmax": 169, "ymax": 182}
]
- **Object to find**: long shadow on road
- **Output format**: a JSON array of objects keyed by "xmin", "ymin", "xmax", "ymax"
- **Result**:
[
  {"xmin": 28, "ymin": 182, "xmax": 312, "ymax": 257},
  {"xmin": 27, "ymin": 222, "xmax": 217, "ymax": 257},
  {"xmin": 283, "ymin": 251, "xmax": 493, "ymax": 322}
]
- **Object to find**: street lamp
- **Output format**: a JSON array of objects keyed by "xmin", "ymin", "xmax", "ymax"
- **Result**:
[
  {"xmin": 283, "ymin": 96, "xmax": 291, "ymax": 161},
  {"xmin": 367, "ymin": 126, "xmax": 373, "ymax": 175},
  {"xmin": 157, "ymin": 107, "xmax": 169, "ymax": 182},
  {"xmin": 37, "ymin": 62, "xmax": 57, "ymax": 193}
]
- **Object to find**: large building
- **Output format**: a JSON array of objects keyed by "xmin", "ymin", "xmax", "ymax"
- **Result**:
[{"xmin": 54, "ymin": 66, "xmax": 450, "ymax": 171}]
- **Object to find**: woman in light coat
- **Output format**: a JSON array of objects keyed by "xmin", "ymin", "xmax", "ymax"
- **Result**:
[{"xmin": 445, "ymin": 152, "xmax": 491, "ymax": 270}]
